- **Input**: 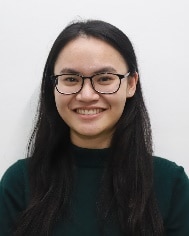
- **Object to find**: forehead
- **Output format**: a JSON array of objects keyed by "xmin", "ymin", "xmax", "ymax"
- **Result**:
[{"xmin": 54, "ymin": 36, "xmax": 128, "ymax": 74}]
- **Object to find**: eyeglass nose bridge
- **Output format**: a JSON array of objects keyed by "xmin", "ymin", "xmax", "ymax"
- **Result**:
[
  {"xmin": 80, "ymin": 74, "xmax": 96, "ymax": 81},
  {"xmin": 79, "ymin": 75, "xmax": 96, "ymax": 92}
]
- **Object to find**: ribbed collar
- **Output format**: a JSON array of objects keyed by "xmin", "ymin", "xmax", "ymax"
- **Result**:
[{"xmin": 70, "ymin": 144, "xmax": 111, "ymax": 168}]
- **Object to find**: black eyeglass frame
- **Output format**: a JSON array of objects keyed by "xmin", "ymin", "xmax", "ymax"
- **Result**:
[{"xmin": 51, "ymin": 72, "xmax": 130, "ymax": 95}]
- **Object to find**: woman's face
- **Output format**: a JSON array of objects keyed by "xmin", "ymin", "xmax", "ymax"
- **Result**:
[{"xmin": 54, "ymin": 36, "xmax": 137, "ymax": 148}]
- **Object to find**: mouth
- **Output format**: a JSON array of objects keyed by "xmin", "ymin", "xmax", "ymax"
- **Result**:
[{"xmin": 75, "ymin": 108, "xmax": 105, "ymax": 115}]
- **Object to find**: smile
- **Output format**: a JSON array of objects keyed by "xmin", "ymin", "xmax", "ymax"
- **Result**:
[{"xmin": 75, "ymin": 108, "xmax": 104, "ymax": 115}]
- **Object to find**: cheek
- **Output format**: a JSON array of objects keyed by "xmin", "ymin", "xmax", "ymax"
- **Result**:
[
  {"xmin": 54, "ymin": 92, "xmax": 68, "ymax": 116},
  {"xmin": 107, "ymin": 93, "xmax": 127, "ymax": 118},
  {"xmin": 114, "ymin": 95, "xmax": 127, "ymax": 119},
  {"xmin": 117, "ymin": 96, "xmax": 127, "ymax": 115},
  {"xmin": 114, "ymin": 87, "xmax": 127, "ymax": 110}
]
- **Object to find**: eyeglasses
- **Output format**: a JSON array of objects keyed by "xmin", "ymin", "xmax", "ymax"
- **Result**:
[{"xmin": 51, "ymin": 72, "xmax": 130, "ymax": 95}]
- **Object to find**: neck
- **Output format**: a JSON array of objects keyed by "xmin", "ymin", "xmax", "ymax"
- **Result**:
[{"xmin": 70, "ymin": 132, "xmax": 112, "ymax": 149}]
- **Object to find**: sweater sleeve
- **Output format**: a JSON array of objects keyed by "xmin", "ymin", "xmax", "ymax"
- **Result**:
[
  {"xmin": 165, "ymin": 165, "xmax": 189, "ymax": 236},
  {"xmin": 0, "ymin": 159, "xmax": 28, "ymax": 235}
]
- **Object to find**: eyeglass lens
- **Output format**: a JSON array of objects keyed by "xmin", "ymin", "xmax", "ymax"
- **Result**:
[{"xmin": 56, "ymin": 73, "xmax": 121, "ymax": 94}]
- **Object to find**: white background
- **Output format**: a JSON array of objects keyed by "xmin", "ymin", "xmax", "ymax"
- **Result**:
[{"xmin": 0, "ymin": 0, "xmax": 189, "ymax": 178}]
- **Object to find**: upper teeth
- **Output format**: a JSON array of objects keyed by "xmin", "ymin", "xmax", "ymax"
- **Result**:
[{"xmin": 76, "ymin": 109, "xmax": 103, "ymax": 115}]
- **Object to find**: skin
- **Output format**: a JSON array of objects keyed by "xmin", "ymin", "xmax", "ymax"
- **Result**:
[{"xmin": 54, "ymin": 36, "xmax": 138, "ymax": 148}]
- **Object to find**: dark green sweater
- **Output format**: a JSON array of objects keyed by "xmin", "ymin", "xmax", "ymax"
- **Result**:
[{"xmin": 1, "ymin": 146, "xmax": 189, "ymax": 235}]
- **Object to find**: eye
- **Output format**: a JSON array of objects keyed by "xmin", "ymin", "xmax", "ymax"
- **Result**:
[
  {"xmin": 64, "ymin": 76, "xmax": 79, "ymax": 82},
  {"xmin": 99, "ymin": 76, "xmax": 112, "ymax": 81},
  {"xmin": 59, "ymin": 75, "xmax": 81, "ymax": 85},
  {"xmin": 96, "ymin": 74, "xmax": 115, "ymax": 85}
]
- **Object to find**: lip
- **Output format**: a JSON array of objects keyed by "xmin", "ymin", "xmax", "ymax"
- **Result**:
[
  {"xmin": 72, "ymin": 107, "xmax": 107, "ymax": 118},
  {"xmin": 75, "ymin": 108, "xmax": 105, "ymax": 115}
]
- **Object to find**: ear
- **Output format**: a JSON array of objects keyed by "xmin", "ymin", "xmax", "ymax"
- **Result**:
[{"xmin": 126, "ymin": 72, "xmax": 138, "ymax": 98}]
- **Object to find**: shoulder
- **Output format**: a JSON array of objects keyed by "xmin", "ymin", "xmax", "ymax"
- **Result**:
[
  {"xmin": 0, "ymin": 159, "xmax": 30, "ymax": 234},
  {"xmin": 0, "ymin": 159, "xmax": 29, "ymax": 196},
  {"xmin": 153, "ymin": 156, "xmax": 189, "ymax": 194},
  {"xmin": 153, "ymin": 156, "xmax": 189, "ymax": 227},
  {"xmin": 153, "ymin": 156, "xmax": 188, "ymax": 186},
  {"xmin": 1, "ymin": 159, "xmax": 28, "ymax": 181}
]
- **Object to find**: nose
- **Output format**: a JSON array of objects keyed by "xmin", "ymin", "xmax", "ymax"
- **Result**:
[{"xmin": 75, "ymin": 78, "xmax": 100, "ymax": 102}]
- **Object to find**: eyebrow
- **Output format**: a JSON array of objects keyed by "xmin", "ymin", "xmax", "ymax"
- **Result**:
[{"xmin": 59, "ymin": 66, "xmax": 118, "ymax": 75}]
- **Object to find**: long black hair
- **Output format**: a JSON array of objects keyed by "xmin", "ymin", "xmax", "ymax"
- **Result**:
[{"xmin": 14, "ymin": 19, "xmax": 164, "ymax": 235}]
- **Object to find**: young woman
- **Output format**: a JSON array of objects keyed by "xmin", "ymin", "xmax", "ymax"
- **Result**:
[{"xmin": 0, "ymin": 20, "xmax": 189, "ymax": 236}]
